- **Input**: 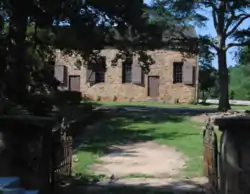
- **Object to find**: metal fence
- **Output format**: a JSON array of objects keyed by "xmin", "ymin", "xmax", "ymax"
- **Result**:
[
  {"xmin": 51, "ymin": 124, "xmax": 73, "ymax": 186},
  {"xmin": 0, "ymin": 115, "xmax": 73, "ymax": 194}
]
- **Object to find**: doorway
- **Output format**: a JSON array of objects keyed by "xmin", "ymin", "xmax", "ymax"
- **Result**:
[
  {"xmin": 69, "ymin": 75, "xmax": 81, "ymax": 92},
  {"xmin": 148, "ymin": 76, "xmax": 159, "ymax": 97}
]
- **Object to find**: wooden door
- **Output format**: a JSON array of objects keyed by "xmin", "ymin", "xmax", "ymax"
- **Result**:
[
  {"xmin": 69, "ymin": 75, "xmax": 81, "ymax": 92},
  {"xmin": 148, "ymin": 76, "xmax": 159, "ymax": 97}
]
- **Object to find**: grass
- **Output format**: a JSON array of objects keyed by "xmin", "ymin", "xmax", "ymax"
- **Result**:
[
  {"xmin": 73, "ymin": 110, "xmax": 204, "ymax": 179},
  {"xmin": 97, "ymin": 101, "xmax": 250, "ymax": 110},
  {"xmin": 66, "ymin": 101, "xmax": 233, "ymax": 194},
  {"xmin": 120, "ymin": 173, "xmax": 156, "ymax": 179}
]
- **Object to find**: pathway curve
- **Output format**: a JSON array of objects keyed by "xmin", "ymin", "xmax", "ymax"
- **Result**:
[
  {"xmin": 71, "ymin": 106, "xmax": 212, "ymax": 193},
  {"xmin": 92, "ymin": 141, "xmax": 186, "ymax": 178}
]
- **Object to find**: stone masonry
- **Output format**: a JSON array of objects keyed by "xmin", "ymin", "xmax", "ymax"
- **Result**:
[
  {"xmin": 55, "ymin": 49, "xmax": 198, "ymax": 103},
  {"xmin": 205, "ymin": 111, "xmax": 250, "ymax": 194}
]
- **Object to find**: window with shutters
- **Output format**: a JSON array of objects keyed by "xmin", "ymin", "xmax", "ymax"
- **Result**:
[
  {"xmin": 95, "ymin": 57, "xmax": 106, "ymax": 83},
  {"xmin": 86, "ymin": 68, "xmax": 96, "ymax": 85},
  {"xmin": 54, "ymin": 64, "xmax": 68, "ymax": 86},
  {"xmin": 86, "ymin": 56, "xmax": 106, "ymax": 84},
  {"xmin": 173, "ymin": 62, "xmax": 183, "ymax": 83},
  {"xmin": 122, "ymin": 57, "xmax": 132, "ymax": 83}
]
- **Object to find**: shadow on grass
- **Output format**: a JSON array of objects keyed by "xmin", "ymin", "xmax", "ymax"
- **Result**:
[
  {"xmin": 100, "ymin": 105, "xmax": 218, "ymax": 116},
  {"xmin": 56, "ymin": 177, "xmax": 208, "ymax": 194},
  {"xmin": 73, "ymin": 110, "xmax": 197, "ymax": 156},
  {"xmin": 64, "ymin": 107, "xmax": 207, "ymax": 194}
]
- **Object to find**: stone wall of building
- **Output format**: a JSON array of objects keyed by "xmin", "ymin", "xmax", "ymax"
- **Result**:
[{"xmin": 56, "ymin": 49, "xmax": 198, "ymax": 103}]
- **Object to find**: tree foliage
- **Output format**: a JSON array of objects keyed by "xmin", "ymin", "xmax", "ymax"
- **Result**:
[
  {"xmin": 199, "ymin": 64, "xmax": 218, "ymax": 102},
  {"xmin": 229, "ymin": 44, "xmax": 250, "ymax": 100},
  {"xmin": 199, "ymin": 64, "xmax": 217, "ymax": 92},
  {"xmin": 229, "ymin": 65, "xmax": 250, "ymax": 100},
  {"xmin": 153, "ymin": 0, "xmax": 250, "ymax": 111},
  {"xmin": 0, "ymin": 0, "xmax": 149, "ymax": 108},
  {"xmin": 0, "ymin": 0, "xmax": 199, "ymax": 113},
  {"xmin": 238, "ymin": 46, "xmax": 250, "ymax": 66}
]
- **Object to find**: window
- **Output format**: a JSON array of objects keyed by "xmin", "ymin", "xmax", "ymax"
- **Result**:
[
  {"xmin": 86, "ymin": 56, "xmax": 106, "ymax": 84},
  {"xmin": 122, "ymin": 57, "xmax": 132, "ymax": 83},
  {"xmin": 95, "ymin": 71, "xmax": 105, "ymax": 83},
  {"xmin": 54, "ymin": 64, "xmax": 68, "ymax": 86},
  {"xmin": 173, "ymin": 62, "xmax": 183, "ymax": 83}
]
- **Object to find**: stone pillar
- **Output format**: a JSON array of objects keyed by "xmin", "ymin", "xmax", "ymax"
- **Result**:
[{"xmin": 215, "ymin": 116, "xmax": 250, "ymax": 194}]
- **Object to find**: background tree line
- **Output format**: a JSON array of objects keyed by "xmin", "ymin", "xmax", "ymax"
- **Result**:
[
  {"xmin": 199, "ymin": 45, "xmax": 250, "ymax": 101},
  {"xmin": 229, "ymin": 45, "xmax": 250, "ymax": 100}
]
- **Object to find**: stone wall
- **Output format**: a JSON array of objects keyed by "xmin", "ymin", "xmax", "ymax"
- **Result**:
[
  {"xmin": 56, "ymin": 49, "xmax": 198, "ymax": 103},
  {"xmin": 205, "ymin": 111, "xmax": 250, "ymax": 194}
]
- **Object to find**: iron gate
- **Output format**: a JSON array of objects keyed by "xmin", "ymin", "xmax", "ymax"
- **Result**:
[
  {"xmin": 51, "ymin": 120, "xmax": 73, "ymax": 188},
  {"xmin": 203, "ymin": 119, "xmax": 219, "ymax": 193}
]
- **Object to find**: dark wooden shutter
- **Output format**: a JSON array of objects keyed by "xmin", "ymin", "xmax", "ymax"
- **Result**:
[
  {"xmin": 63, "ymin": 66, "xmax": 68, "ymax": 86},
  {"xmin": 86, "ymin": 68, "xmax": 96, "ymax": 85},
  {"xmin": 192, "ymin": 67, "xmax": 196, "ymax": 85},
  {"xmin": 54, "ymin": 65, "xmax": 65, "ymax": 83},
  {"xmin": 132, "ymin": 57, "xmax": 143, "ymax": 85},
  {"xmin": 182, "ymin": 62, "xmax": 193, "ymax": 84}
]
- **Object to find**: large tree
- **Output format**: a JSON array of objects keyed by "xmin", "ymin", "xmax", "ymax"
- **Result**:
[
  {"xmin": 153, "ymin": 0, "xmax": 250, "ymax": 111},
  {"xmin": 2, "ymin": 0, "xmax": 198, "ymax": 110},
  {"xmin": 1, "ymin": 0, "xmax": 149, "ymax": 106}
]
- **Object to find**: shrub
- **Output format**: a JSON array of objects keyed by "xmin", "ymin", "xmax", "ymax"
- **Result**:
[
  {"xmin": 230, "ymin": 90, "xmax": 235, "ymax": 100},
  {"xmin": 82, "ymin": 94, "xmax": 91, "ymax": 102},
  {"xmin": 55, "ymin": 91, "xmax": 82, "ymax": 105},
  {"xmin": 174, "ymin": 98, "xmax": 179, "ymax": 104},
  {"xmin": 26, "ymin": 94, "xmax": 54, "ymax": 116},
  {"xmin": 96, "ymin": 96, "xmax": 101, "ymax": 101},
  {"xmin": 188, "ymin": 98, "xmax": 196, "ymax": 105},
  {"xmin": 113, "ymin": 95, "xmax": 117, "ymax": 102}
]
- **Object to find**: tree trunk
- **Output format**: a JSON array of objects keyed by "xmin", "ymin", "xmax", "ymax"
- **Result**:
[
  {"xmin": 6, "ymin": 1, "xmax": 28, "ymax": 103},
  {"xmin": 216, "ymin": 1, "xmax": 230, "ymax": 111},
  {"xmin": 218, "ymin": 50, "xmax": 230, "ymax": 111}
]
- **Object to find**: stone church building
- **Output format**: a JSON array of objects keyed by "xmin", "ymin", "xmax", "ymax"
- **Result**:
[{"xmin": 54, "ymin": 27, "xmax": 199, "ymax": 103}]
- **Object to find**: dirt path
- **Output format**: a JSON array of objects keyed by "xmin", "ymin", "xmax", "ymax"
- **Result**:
[
  {"xmin": 70, "ymin": 108, "xmax": 211, "ymax": 193},
  {"xmin": 89, "ymin": 141, "xmax": 208, "ymax": 193},
  {"xmin": 92, "ymin": 141, "xmax": 186, "ymax": 178}
]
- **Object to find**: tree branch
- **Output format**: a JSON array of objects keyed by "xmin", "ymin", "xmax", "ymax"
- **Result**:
[
  {"xmin": 224, "ymin": 2, "xmax": 236, "ymax": 32},
  {"xmin": 202, "ymin": 0, "xmax": 218, "ymax": 31},
  {"xmin": 212, "ymin": 9, "xmax": 218, "ymax": 31},
  {"xmin": 226, "ymin": 41, "xmax": 250, "ymax": 50},
  {"xmin": 226, "ymin": 14, "xmax": 250, "ymax": 38},
  {"xmin": 209, "ymin": 41, "xmax": 219, "ymax": 51},
  {"xmin": 199, "ymin": 35, "xmax": 219, "ymax": 52},
  {"xmin": 202, "ymin": 0, "xmax": 218, "ymax": 13}
]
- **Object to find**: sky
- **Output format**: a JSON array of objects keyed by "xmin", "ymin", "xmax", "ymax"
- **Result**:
[{"xmin": 144, "ymin": 0, "xmax": 250, "ymax": 68}]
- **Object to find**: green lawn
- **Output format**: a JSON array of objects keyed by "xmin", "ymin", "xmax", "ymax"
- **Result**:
[
  {"xmin": 96, "ymin": 101, "xmax": 250, "ymax": 110},
  {"xmin": 74, "ymin": 110, "xmax": 204, "ymax": 179}
]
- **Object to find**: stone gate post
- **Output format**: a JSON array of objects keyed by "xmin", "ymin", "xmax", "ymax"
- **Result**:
[{"xmin": 215, "ymin": 116, "xmax": 250, "ymax": 194}]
